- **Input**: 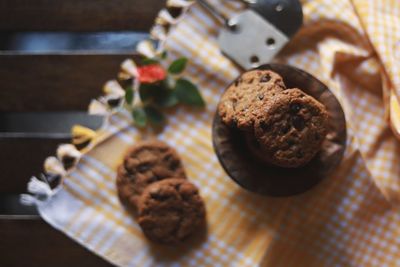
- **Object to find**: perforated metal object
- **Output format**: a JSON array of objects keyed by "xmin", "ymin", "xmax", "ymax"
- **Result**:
[
  {"xmin": 219, "ymin": 10, "xmax": 289, "ymax": 69},
  {"xmin": 201, "ymin": 0, "xmax": 303, "ymax": 69}
]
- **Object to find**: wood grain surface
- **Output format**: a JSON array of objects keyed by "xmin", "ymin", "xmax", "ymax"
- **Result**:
[
  {"xmin": 0, "ymin": 0, "xmax": 163, "ymax": 265},
  {"xmin": 0, "ymin": 138, "xmax": 69, "ymax": 193},
  {"xmin": 0, "ymin": 54, "xmax": 140, "ymax": 111},
  {"xmin": 0, "ymin": 0, "xmax": 164, "ymax": 31},
  {"xmin": 0, "ymin": 218, "xmax": 113, "ymax": 267}
]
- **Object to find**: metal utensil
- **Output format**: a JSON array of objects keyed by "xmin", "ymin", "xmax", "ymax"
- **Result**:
[
  {"xmin": 249, "ymin": 0, "xmax": 303, "ymax": 38},
  {"xmin": 197, "ymin": 0, "xmax": 238, "ymax": 30},
  {"xmin": 197, "ymin": 0, "xmax": 303, "ymax": 69}
]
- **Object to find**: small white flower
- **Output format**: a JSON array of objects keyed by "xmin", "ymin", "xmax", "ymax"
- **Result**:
[
  {"xmin": 136, "ymin": 40, "xmax": 158, "ymax": 58},
  {"xmin": 56, "ymin": 144, "xmax": 81, "ymax": 169},
  {"xmin": 44, "ymin": 156, "xmax": 66, "ymax": 177},
  {"xmin": 155, "ymin": 13, "xmax": 171, "ymax": 27},
  {"xmin": 121, "ymin": 59, "xmax": 139, "ymax": 77},
  {"xmin": 101, "ymin": 80, "xmax": 126, "ymax": 108},
  {"xmin": 118, "ymin": 71, "xmax": 132, "ymax": 81},
  {"xmin": 156, "ymin": 0, "xmax": 193, "ymax": 27},
  {"xmin": 101, "ymin": 95, "xmax": 125, "ymax": 108},
  {"xmin": 166, "ymin": 0, "xmax": 193, "ymax": 20},
  {"xmin": 150, "ymin": 24, "xmax": 168, "ymax": 41},
  {"xmin": 88, "ymin": 99, "xmax": 109, "ymax": 115},
  {"xmin": 157, "ymin": 9, "xmax": 179, "ymax": 24},
  {"xmin": 167, "ymin": 0, "xmax": 193, "ymax": 8},
  {"xmin": 103, "ymin": 80, "xmax": 125, "ymax": 98}
]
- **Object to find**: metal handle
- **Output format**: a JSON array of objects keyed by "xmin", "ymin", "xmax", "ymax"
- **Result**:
[{"xmin": 196, "ymin": 0, "xmax": 238, "ymax": 31}]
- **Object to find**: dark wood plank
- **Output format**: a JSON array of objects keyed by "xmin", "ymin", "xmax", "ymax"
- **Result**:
[
  {"xmin": 0, "ymin": 53, "xmax": 139, "ymax": 111},
  {"xmin": 0, "ymin": 218, "xmax": 113, "ymax": 267},
  {"xmin": 0, "ymin": 138, "xmax": 69, "ymax": 193},
  {"xmin": 0, "ymin": 112, "xmax": 102, "ymax": 136},
  {"xmin": 0, "ymin": 0, "xmax": 164, "ymax": 31},
  {"xmin": 0, "ymin": 195, "xmax": 38, "ymax": 215}
]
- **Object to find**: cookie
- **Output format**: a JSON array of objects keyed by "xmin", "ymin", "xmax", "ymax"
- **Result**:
[
  {"xmin": 137, "ymin": 178, "xmax": 206, "ymax": 244},
  {"xmin": 218, "ymin": 70, "xmax": 286, "ymax": 130},
  {"xmin": 116, "ymin": 141, "xmax": 186, "ymax": 210},
  {"xmin": 254, "ymin": 88, "xmax": 329, "ymax": 168}
]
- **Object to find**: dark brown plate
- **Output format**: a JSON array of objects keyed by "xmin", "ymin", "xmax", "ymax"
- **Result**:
[{"xmin": 212, "ymin": 64, "xmax": 347, "ymax": 197}]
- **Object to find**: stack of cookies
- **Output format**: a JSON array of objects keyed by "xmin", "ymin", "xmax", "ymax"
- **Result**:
[
  {"xmin": 218, "ymin": 70, "xmax": 329, "ymax": 168},
  {"xmin": 116, "ymin": 140, "xmax": 206, "ymax": 244}
]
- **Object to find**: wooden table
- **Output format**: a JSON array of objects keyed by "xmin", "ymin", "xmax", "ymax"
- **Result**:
[{"xmin": 0, "ymin": 1, "xmax": 163, "ymax": 266}]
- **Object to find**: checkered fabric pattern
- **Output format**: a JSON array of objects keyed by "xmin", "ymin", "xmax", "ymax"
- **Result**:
[{"xmin": 35, "ymin": 0, "xmax": 400, "ymax": 266}]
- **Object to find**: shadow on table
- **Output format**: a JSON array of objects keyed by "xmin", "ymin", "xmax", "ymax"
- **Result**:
[
  {"xmin": 148, "ymin": 222, "xmax": 209, "ymax": 262},
  {"xmin": 227, "ymin": 165, "xmax": 354, "ymax": 265},
  {"xmin": 233, "ymin": 150, "xmax": 393, "ymax": 266}
]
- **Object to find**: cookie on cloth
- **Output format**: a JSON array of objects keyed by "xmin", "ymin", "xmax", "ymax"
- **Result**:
[
  {"xmin": 116, "ymin": 140, "xmax": 186, "ymax": 211},
  {"xmin": 218, "ymin": 70, "xmax": 286, "ymax": 130},
  {"xmin": 137, "ymin": 178, "xmax": 206, "ymax": 244},
  {"xmin": 254, "ymin": 88, "xmax": 329, "ymax": 168}
]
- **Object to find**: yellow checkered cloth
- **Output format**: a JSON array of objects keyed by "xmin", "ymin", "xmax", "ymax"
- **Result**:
[{"xmin": 36, "ymin": 0, "xmax": 400, "ymax": 266}]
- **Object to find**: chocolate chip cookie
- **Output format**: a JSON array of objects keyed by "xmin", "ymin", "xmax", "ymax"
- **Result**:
[
  {"xmin": 254, "ymin": 88, "xmax": 329, "ymax": 168},
  {"xmin": 218, "ymin": 70, "xmax": 286, "ymax": 130},
  {"xmin": 116, "ymin": 141, "xmax": 186, "ymax": 211},
  {"xmin": 137, "ymin": 178, "xmax": 206, "ymax": 244}
]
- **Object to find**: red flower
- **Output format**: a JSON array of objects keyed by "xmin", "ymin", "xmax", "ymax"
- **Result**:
[{"xmin": 137, "ymin": 64, "xmax": 167, "ymax": 83}]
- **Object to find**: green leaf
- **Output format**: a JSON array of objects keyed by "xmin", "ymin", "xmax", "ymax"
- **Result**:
[
  {"xmin": 139, "ymin": 82, "xmax": 178, "ymax": 108},
  {"xmin": 139, "ymin": 83, "xmax": 161, "ymax": 103},
  {"xmin": 175, "ymin": 78, "xmax": 205, "ymax": 107},
  {"xmin": 125, "ymin": 86, "xmax": 134, "ymax": 105},
  {"xmin": 160, "ymin": 51, "xmax": 168, "ymax": 59},
  {"xmin": 154, "ymin": 89, "xmax": 179, "ymax": 107},
  {"xmin": 141, "ymin": 58, "xmax": 160, "ymax": 65},
  {"xmin": 132, "ymin": 107, "xmax": 147, "ymax": 128},
  {"xmin": 168, "ymin": 57, "xmax": 188, "ymax": 74},
  {"xmin": 144, "ymin": 106, "xmax": 165, "ymax": 126}
]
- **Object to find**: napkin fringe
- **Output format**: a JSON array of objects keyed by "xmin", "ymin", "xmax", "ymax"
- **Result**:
[
  {"xmin": 20, "ymin": 194, "xmax": 41, "ymax": 206},
  {"xmin": 27, "ymin": 176, "xmax": 53, "ymax": 196},
  {"xmin": 20, "ymin": 0, "xmax": 194, "ymax": 209},
  {"xmin": 20, "ymin": 176, "xmax": 55, "ymax": 207}
]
